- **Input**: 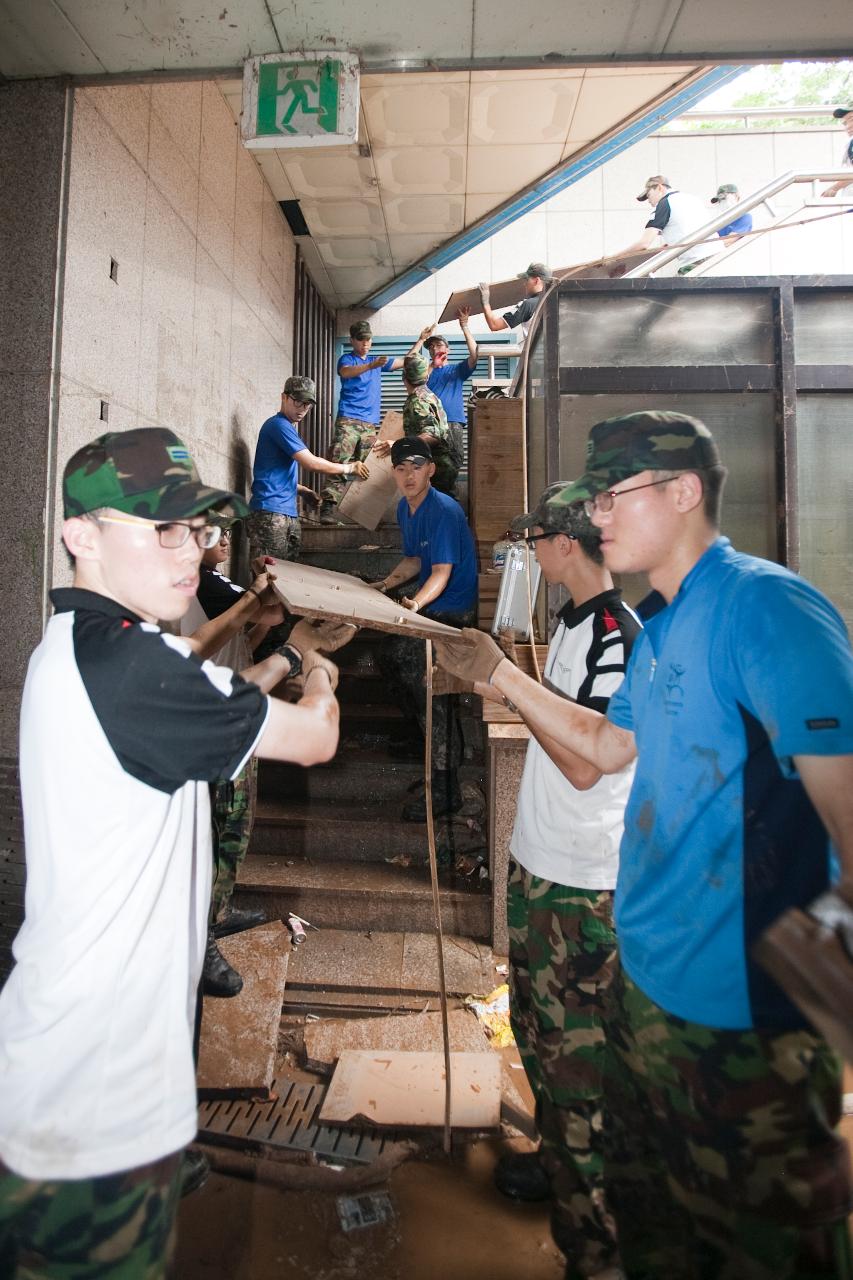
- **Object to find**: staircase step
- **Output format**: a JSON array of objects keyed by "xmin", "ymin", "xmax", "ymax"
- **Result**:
[
  {"xmin": 299, "ymin": 547, "xmax": 402, "ymax": 579},
  {"xmin": 233, "ymin": 857, "xmax": 490, "ymax": 940},
  {"xmin": 258, "ymin": 752, "xmax": 484, "ymax": 805},
  {"xmin": 250, "ymin": 798, "xmax": 429, "ymax": 860},
  {"xmin": 300, "ymin": 524, "xmax": 401, "ymax": 553}
]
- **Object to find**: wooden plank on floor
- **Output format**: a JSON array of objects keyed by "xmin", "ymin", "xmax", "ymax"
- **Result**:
[
  {"xmin": 197, "ymin": 921, "xmax": 289, "ymax": 1099},
  {"xmin": 303, "ymin": 1007, "xmax": 490, "ymax": 1072},
  {"xmin": 319, "ymin": 1050, "xmax": 501, "ymax": 1128}
]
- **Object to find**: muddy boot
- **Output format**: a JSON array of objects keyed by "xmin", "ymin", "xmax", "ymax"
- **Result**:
[
  {"xmin": 493, "ymin": 1149, "xmax": 551, "ymax": 1202},
  {"xmin": 202, "ymin": 930, "xmax": 243, "ymax": 997},
  {"xmin": 180, "ymin": 1148, "xmax": 210, "ymax": 1198},
  {"xmin": 402, "ymin": 771, "xmax": 463, "ymax": 823},
  {"xmin": 213, "ymin": 905, "xmax": 266, "ymax": 939},
  {"xmin": 319, "ymin": 502, "xmax": 341, "ymax": 525}
]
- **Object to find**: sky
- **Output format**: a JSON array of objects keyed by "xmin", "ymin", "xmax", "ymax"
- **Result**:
[{"xmin": 697, "ymin": 60, "xmax": 853, "ymax": 111}]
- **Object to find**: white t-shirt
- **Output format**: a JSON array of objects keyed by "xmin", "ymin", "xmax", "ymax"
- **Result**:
[
  {"xmin": 647, "ymin": 190, "xmax": 715, "ymax": 264},
  {"xmin": 510, "ymin": 590, "xmax": 640, "ymax": 889},
  {"xmin": 0, "ymin": 588, "xmax": 269, "ymax": 1179}
]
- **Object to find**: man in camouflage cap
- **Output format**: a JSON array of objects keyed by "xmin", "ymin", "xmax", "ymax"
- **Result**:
[
  {"xmin": 0, "ymin": 426, "xmax": 344, "ymax": 1276},
  {"xmin": 398, "ymin": 352, "xmax": 458, "ymax": 495},
  {"xmin": 431, "ymin": 409, "xmax": 853, "ymax": 1279},
  {"xmin": 479, "ymin": 261, "xmax": 553, "ymax": 337},
  {"xmin": 320, "ymin": 320, "xmax": 426, "ymax": 524},
  {"xmin": 248, "ymin": 373, "xmax": 369, "ymax": 560},
  {"xmin": 487, "ymin": 490, "xmax": 640, "ymax": 1280}
]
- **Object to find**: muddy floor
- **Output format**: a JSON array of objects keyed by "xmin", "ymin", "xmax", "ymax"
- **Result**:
[{"xmin": 176, "ymin": 1135, "xmax": 564, "ymax": 1280}]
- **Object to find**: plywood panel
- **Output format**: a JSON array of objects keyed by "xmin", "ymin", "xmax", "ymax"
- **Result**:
[
  {"xmin": 319, "ymin": 1050, "xmax": 501, "ymax": 1128},
  {"xmin": 269, "ymin": 559, "xmax": 473, "ymax": 642},
  {"xmin": 437, "ymin": 247, "xmax": 661, "ymax": 323},
  {"xmin": 338, "ymin": 409, "xmax": 404, "ymax": 530}
]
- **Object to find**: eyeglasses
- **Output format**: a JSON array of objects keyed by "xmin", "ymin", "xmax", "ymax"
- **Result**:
[
  {"xmin": 523, "ymin": 531, "xmax": 575, "ymax": 549},
  {"xmin": 583, "ymin": 476, "xmax": 674, "ymax": 517},
  {"xmin": 92, "ymin": 514, "xmax": 222, "ymax": 550}
]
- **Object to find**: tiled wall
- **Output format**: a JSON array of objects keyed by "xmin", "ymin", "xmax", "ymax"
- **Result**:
[
  {"xmin": 51, "ymin": 81, "xmax": 297, "ymax": 586},
  {"xmin": 363, "ymin": 126, "xmax": 853, "ymax": 337}
]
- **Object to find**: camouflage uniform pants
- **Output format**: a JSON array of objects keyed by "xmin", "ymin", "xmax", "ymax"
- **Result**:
[
  {"xmin": 427, "ymin": 440, "xmax": 460, "ymax": 497},
  {"xmin": 245, "ymin": 510, "xmax": 301, "ymax": 562},
  {"xmin": 603, "ymin": 963, "xmax": 853, "ymax": 1280},
  {"xmin": 507, "ymin": 862, "xmax": 619, "ymax": 1279},
  {"xmin": 211, "ymin": 756, "xmax": 258, "ymax": 921},
  {"xmin": 0, "ymin": 1153, "xmax": 181, "ymax": 1279},
  {"xmin": 377, "ymin": 609, "xmax": 474, "ymax": 772},
  {"xmin": 321, "ymin": 416, "xmax": 377, "ymax": 508}
]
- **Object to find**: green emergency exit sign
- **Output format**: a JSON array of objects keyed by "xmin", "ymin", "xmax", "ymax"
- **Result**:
[{"xmin": 242, "ymin": 52, "xmax": 359, "ymax": 150}]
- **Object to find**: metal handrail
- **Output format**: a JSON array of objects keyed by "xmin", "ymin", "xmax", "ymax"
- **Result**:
[{"xmin": 623, "ymin": 170, "xmax": 853, "ymax": 277}]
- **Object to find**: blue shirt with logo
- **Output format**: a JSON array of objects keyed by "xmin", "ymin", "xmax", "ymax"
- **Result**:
[
  {"xmin": 398, "ymin": 487, "xmax": 477, "ymax": 616},
  {"xmin": 249, "ymin": 413, "xmax": 307, "ymax": 516},
  {"xmin": 337, "ymin": 352, "xmax": 396, "ymax": 424},
  {"xmin": 607, "ymin": 537, "xmax": 853, "ymax": 1031},
  {"xmin": 427, "ymin": 357, "xmax": 475, "ymax": 423}
]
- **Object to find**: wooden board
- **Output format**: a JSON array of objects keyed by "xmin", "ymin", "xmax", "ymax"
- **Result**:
[
  {"xmin": 269, "ymin": 558, "xmax": 473, "ymax": 642},
  {"xmin": 469, "ymin": 397, "xmax": 526, "ymax": 545},
  {"xmin": 338, "ymin": 410, "xmax": 404, "ymax": 531},
  {"xmin": 197, "ymin": 921, "xmax": 289, "ymax": 1098},
  {"xmin": 319, "ymin": 1050, "xmax": 502, "ymax": 1129},
  {"xmin": 436, "ymin": 247, "xmax": 663, "ymax": 324},
  {"xmin": 303, "ymin": 1008, "xmax": 492, "ymax": 1073}
]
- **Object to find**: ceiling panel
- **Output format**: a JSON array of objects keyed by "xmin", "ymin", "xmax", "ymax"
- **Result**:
[
  {"xmin": 298, "ymin": 198, "xmax": 386, "ymax": 238},
  {"xmin": 372, "ymin": 146, "xmax": 466, "ymax": 195},
  {"xmin": 312, "ymin": 236, "xmax": 392, "ymax": 268},
  {"xmin": 361, "ymin": 82, "xmax": 469, "ymax": 147},
  {"xmin": 466, "ymin": 144, "xmax": 565, "ymax": 195},
  {"xmin": 282, "ymin": 152, "xmax": 378, "ymax": 200},
  {"xmin": 468, "ymin": 79, "xmax": 582, "ymax": 145}
]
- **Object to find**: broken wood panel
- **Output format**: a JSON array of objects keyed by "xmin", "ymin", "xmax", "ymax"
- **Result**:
[
  {"xmin": 436, "ymin": 249, "xmax": 663, "ymax": 323},
  {"xmin": 269, "ymin": 559, "xmax": 473, "ymax": 642},
  {"xmin": 197, "ymin": 921, "xmax": 289, "ymax": 1098},
  {"xmin": 338, "ymin": 410, "xmax": 404, "ymax": 531},
  {"xmin": 319, "ymin": 1050, "xmax": 501, "ymax": 1129},
  {"xmin": 303, "ymin": 1008, "xmax": 491, "ymax": 1073}
]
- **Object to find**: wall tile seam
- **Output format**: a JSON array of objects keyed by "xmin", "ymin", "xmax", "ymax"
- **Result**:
[{"xmin": 84, "ymin": 88, "xmax": 152, "ymax": 175}]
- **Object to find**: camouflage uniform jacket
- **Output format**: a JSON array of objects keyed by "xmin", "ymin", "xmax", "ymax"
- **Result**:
[{"xmin": 402, "ymin": 385, "xmax": 450, "ymax": 451}]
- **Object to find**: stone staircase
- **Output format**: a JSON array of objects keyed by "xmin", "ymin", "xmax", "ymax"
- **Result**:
[{"xmin": 232, "ymin": 523, "xmax": 492, "ymax": 952}]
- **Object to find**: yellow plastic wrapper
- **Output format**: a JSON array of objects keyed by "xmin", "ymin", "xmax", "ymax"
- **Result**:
[{"xmin": 465, "ymin": 983, "xmax": 515, "ymax": 1048}]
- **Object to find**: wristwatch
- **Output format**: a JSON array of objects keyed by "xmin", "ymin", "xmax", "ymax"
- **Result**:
[{"xmin": 276, "ymin": 643, "xmax": 303, "ymax": 677}]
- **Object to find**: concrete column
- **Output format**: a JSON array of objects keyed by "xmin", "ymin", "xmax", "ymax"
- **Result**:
[{"xmin": 0, "ymin": 78, "xmax": 71, "ymax": 978}]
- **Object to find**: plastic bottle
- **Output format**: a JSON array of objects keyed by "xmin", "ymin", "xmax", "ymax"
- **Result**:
[{"xmin": 492, "ymin": 531, "xmax": 515, "ymax": 571}]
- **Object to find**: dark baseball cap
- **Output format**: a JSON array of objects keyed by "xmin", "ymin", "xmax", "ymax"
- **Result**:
[
  {"xmin": 711, "ymin": 183, "xmax": 739, "ymax": 202},
  {"xmin": 403, "ymin": 352, "xmax": 430, "ymax": 385},
  {"xmin": 544, "ymin": 411, "xmax": 721, "ymax": 509},
  {"xmin": 63, "ymin": 427, "xmax": 248, "ymax": 520},
  {"xmin": 518, "ymin": 262, "xmax": 553, "ymax": 281},
  {"xmin": 424, "ymin": 332, "xmax": 449, "ymax": 349},
  {"xmin": 511, "ymin": 482, "xmax": 595, "ymax": 536},
  {"xmin": 350, "ymin": 320, "xmax": 373, "ymax": 339},
  {"xmin": 833, "ymin": 107, "xmax": 853, "ymax": 118},
  {"xmin": 391, "ymin": 436, "xmax": 433, "ymax": 467},
  {"xmin": 637, "ymin": 175, "xmax": 671, "ymax": 201},
  {"xmin": 284, "ymin": 374, "xmax": 316, "ymax": 403}
]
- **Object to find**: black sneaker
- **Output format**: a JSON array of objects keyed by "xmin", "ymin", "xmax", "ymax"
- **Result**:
[
  {"xmin": 202, "ymin": 931, "xmax": 243, "ymax": 998},
  {"xmin": 213, "ymin": 906, "xmax": 266, "ymax": 939},
  {"xmin": 493, "ymin": 1150, "xmax": 551, "ymax": 1202}
]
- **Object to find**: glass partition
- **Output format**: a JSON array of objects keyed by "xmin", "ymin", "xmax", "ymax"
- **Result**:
[{"xmin": 796, "ymin": 394, "xmax": 853, "ymax": 631}]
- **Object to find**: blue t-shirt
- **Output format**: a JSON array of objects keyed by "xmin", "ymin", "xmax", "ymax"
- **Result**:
[
  {"xmin": 398, "ymin": 487, "xmax": 477, "ymax": 616},
  {"xmin": 427, "ymin": 357, "xmax": 474, "ymax": 423},
  {"xmin": 717, "ymin": 212, "xmax": 753, "ymax": 236},
  {"xmin": 249, "ymin": 413, "xmax": 307, "ymax": 516},
  {"xmin": 337, "ymin": 352, "xmax": 396, "ymax": 424},
  {"xmin": 607, "ymin": 537, "xmax": 853, "ymax": 1032}
]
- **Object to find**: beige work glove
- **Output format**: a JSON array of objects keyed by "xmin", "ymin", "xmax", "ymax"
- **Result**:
[
  {"xmin": 496, "ymin": 627, "xmax": 519, "ymax": 664},
  {"xmin": 431, "ymin": 627, "xmax": 506, "ymax": 686},
  {"xmin": 289, "ymin": 618, "xmax": 358, "ymax": 656},
  {"xmin": 302, "ymin": 651, "xmax": 339, "ymax": 693},
  {"xmin": 430, "ymin": 668, "xmax": 473, "ymax": 696},
  {"xmin": 344, "ymin": 460, "xmax": 370, "ymax": 480}
]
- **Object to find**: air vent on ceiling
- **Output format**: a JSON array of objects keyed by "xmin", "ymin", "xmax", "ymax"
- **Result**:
[{"xmin": 279, "ymin": 201, "xmax": 311, "ymax": 238}]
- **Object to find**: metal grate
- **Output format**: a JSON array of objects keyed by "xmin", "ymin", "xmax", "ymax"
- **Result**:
[{"xmin": 197, "ymin": 1079, "xmax": 402, "ymax": 1165}]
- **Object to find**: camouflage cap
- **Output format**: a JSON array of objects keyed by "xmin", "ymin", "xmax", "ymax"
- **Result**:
[
  {"xmin": 518, "ymin": 262, "xmax": 553, "ymax": 281},
  {"xmin": 511, "ymin": 481, "xmax": 591, "ymax": 536},
  {"xmin": 711, "ymin": 183, "xmax": 739, "ymax": 202},
  {"xmin": 547, "ymin": 410, "xmax": 721, "ymax": 509},
  {"xmin": 63, "ymin": 427, "xmax": 248, "ymax": 521},
  {"xmin": 284, "ymin": 374, "xmax": 316, "ymax": 403},
  {"xmin": 403, "ymin": 352, "xmax": 430, "ymax": 385},
  {"xmin": 349, "ymin": 320, "xmax": 373, "ymax": 340}
]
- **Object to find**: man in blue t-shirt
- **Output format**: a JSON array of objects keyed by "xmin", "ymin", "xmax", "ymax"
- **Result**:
[
  {"xmin": 710, "ymin": 183, "xmax": 753, "ymax": 238},
  {"xmin": 247, "ymin": 374, "xmax": 368, "ymax": 561},
  {"xmin": 431, "ymin": 411, "xmax": 853, "ymax": 1279},
  {"xmin": 375, "ymin": 436, "xmax": 477, "ymax": 823},
  {"xmin": 424, "ymin": 306, "xmax": 479, "ymax": 484}
]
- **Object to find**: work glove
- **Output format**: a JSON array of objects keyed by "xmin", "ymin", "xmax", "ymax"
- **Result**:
[
  {"xmin": 302, "ymin": 651, "xmax": 339, "ymax": 693},
  {"xmin": 429, "ymin": 668, "xmax": 473, "ymax": 696},
  {"xmin": 289, "ymin": 617, "xmax": 358, "ymax": 656},
  {"xmin": 344, "ymin": 460, "xmax": 370, "ymax": 480},
  {"xmin": 432, "ymin": 627, "xmax": 505, "ymax": 686},
  {"xmin": 478, "ymin": 282, "xmax": 490, "ymax": 305}
]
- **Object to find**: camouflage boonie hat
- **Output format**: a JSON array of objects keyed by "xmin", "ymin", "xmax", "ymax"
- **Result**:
[
  {"xmin": 403, "ymin": 353, "xmax": 429, "ymax": 385},
  {"xmin": 547, "ymin": 410, "xmax": 721, "ymax": 509},
  {"xmin": 63, "ymin": 427, "xmax": 248, "ymax": 520},
  {"xmin": 511, "ymin": 481, "xmax": 593, "ymax": 536},
  {"xmin": 284, "ymin": 374, "xmax": 316, "ymax": 403},
  {"xmin": 349, "ymin": 320, "xmax": 373, "ymax": 340}
]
